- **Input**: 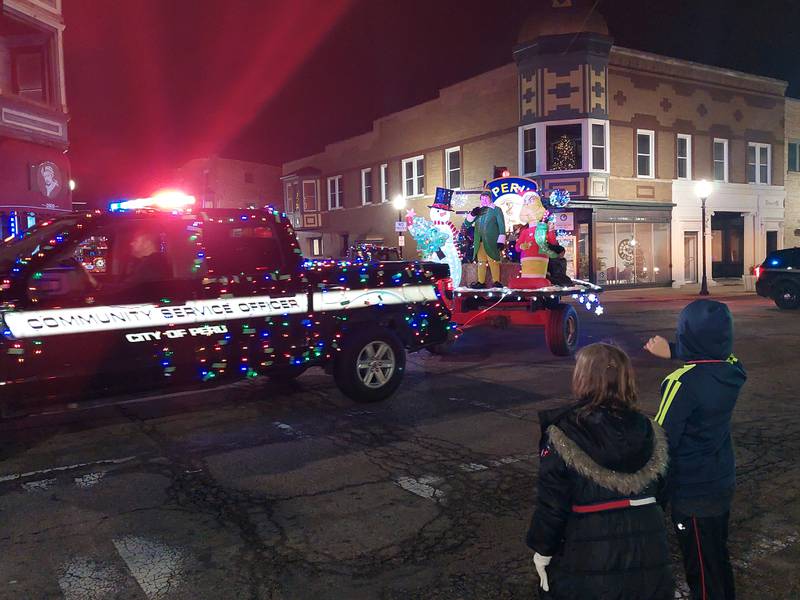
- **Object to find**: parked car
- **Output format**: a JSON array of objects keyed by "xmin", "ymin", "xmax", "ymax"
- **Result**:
[
  {"xmin": 0, "ymin": 207, "xmax": 451, "ymax": 417},
  {"xmin": 755, "ymin": 248, "xmax": 800, "ymax": 309}
]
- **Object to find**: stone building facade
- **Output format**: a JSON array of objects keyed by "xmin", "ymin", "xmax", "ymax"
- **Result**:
[
  {"xmin": 0, "ymin": 0, "xmax": 71, "ymax": 237},
  {"xmin": 282, "ymin": 1, "xmax": 788, "ymax": 285}
]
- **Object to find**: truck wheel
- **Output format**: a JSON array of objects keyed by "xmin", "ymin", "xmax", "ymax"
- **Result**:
[
  {"xmin": 545, "ymin": 304, "xmax": 579, "ymax": 356},
  {"xmin": 268, "ymin": 366, "xmax": 307, "ymax": 382},
  {"xmin": 334, "ymin": 328, "xmax": 406, "ymax": 403},
  {"xmin": 773, "ymin": 282, "xmax": 800, "ymax": 310}
]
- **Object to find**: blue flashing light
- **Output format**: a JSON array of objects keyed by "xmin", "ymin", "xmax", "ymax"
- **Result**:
[{"xmin": 770, "ymin": 259, "xmax": 780, "ymax": 266}]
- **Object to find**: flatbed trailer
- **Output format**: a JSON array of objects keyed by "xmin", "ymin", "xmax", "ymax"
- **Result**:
[{"xmin": 434, "ymin": 278, "xmax": 603, "ymax": 356}]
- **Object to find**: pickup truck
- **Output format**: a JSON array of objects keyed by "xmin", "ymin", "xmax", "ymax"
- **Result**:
[
  {"xmin": 0, "ymin": 207, "xmax": 452, "ymax": 417},
  {"xmin": 755, "ymin": 247, "xmax": 800, "ymax": 309}
]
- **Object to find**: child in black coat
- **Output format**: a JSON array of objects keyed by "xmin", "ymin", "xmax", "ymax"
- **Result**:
[{"xmin": 546, "ymin": 243, "xmax": 572, "ymax": 287}]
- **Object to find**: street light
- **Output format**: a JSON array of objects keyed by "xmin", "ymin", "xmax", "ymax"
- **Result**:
[
  {"xmin": 695, "ymin": 179, "xmax": 713, "ymax": 296},
  {"xmin": 393, "ymin": 195, "xmax": 407, "ymax": 258}
]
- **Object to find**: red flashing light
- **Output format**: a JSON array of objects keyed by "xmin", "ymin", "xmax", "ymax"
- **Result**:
[{"xmin": 754, "ymin": 265, "xmax": 762, "ymax": 280}]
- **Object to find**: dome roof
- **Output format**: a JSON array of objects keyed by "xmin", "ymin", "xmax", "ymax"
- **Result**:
[{"xmin": 518, "ymin": 1, "xmax": 609, "ymax": 44}]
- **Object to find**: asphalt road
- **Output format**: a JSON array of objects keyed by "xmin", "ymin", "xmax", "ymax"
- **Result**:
[{"xmin": 1, "ymin": 293, "xmax": 798, "ymax": 600}]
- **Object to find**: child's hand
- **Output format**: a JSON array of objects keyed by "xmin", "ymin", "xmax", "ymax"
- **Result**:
[{"xmin": 644, "ymin": 336, "xmax": 671, "ymax": 359}]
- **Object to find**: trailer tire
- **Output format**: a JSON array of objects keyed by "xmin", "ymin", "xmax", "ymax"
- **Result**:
[
  {"xmin": 334, "ymin": 328, "xmax": 406, "ymax": 403},
  {"xmin": 545, "ymin": 304, "xmax": 579, "ymax": 356}
]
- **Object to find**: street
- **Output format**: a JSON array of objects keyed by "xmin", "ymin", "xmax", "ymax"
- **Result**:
[{"xmin": 1, "ymin": 292, "xmax": 798, "ymax": 600}]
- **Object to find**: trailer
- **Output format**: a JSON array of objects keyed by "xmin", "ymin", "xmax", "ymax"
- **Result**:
[{"xmin": 432, "ymin": 278, "xmax": 603, "ymax": 356}]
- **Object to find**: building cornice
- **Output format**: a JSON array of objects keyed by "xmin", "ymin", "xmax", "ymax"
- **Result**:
[{"xmin": 610, "ymin": 46, "xmax": 788, "ymax": 95}]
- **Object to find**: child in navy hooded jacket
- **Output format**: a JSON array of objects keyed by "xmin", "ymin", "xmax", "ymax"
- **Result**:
[{"xmin": 646, "ymin": 299, "xmax": 746, "ymax": 600}]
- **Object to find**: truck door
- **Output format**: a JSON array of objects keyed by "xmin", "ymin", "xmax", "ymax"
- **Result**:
[
  {"xmin": 6, "ymin": 222, "xmax": 136, "ymax": 405},
  {"xmin": 194, "ymin": 211, "xmax": 310, "ymax": 380}
]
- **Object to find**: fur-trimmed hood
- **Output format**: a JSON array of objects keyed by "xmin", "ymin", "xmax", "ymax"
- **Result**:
[{"xmin": 546, "ymin": 420, "xmax": 668, "ymax": 496}]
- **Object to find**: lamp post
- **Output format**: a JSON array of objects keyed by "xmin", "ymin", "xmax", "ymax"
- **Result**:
[
  {"xmin": 695, "ymin": 179, "xmax": 713, "ymax": 296},
  {"xmin": 393, "ymin": 194, "xmax": 407, "ymax": 258}
]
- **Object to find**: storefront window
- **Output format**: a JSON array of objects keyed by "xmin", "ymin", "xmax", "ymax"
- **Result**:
[
  {"xmin": 577, "ymin": 223, "xmax": 590, "ymax": 280},
  {"xmin": 594, "ymin": 219, "xmax": 670, "ymax": 286}
]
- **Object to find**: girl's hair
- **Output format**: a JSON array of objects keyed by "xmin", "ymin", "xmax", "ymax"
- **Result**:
[{"xmin": 572, "ymin": 343, "xmax": 638, "ymax": 415}]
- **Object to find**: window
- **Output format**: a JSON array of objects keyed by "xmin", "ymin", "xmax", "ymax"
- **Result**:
[
  {"xmin": 789, "ymin": 142, "xmax": 800, "ymax": 172},
  {"xmin": 244, "ymin": 172, "xmax": 254, "ymax": 184},
  {"xmin": 311, "ymin": 238, "xmax": 322, "ymax": 256},
  {"xmin": 677, "ymin": 134, "xmax": 692, "ymax": 180},
  {"xmin": 445, "ymin": 147, "xmax": 461, "ymax": 189},
  {"xmin": 285, "ymin": 183, "xmax": 299, "ymax": 213},
  {"xmin": 302, "ymin": 180, "xmax": 317, "ymax": 211},
  {"xmin": 327, "ymin": 176, "xmax": 343, "ymax": 210},
  {"xmin": 522, "ymin": 127, "xmax": 537, "ymax": 174},
  {"xmin": 11, "ymin": 46, "xmax": 48, "ymax": 103},
  {"xmin": 380, "ymin": 163, "xmax": 389, "ymax": 202},
  {"xmin": 361, "ymin": 168, "xmax": 372, "ymax": 205},
  {"xmin": 747, "ymin": 142, "xmax": 771, "ymax": 184},
  {"xmin": 713, "ymin": 138, "xmax": 728, "ymax": 182},
  {"xmin": 590, "ymin": 122, "xmax": 607, "ymax": 171},
  {"xmin": 547, "ymin": 124, "xmax": 582, "ymax": 171},
  {"xmin": 594, "ymin": 221, "xmax": 670, "ymax": 286},
  {"xmin": 636, "ymin": 130, "xmax": 654, "ymax": 178},
  {"xmin": 204, "ymin": 221, "xmax": 285, "ymax": 275},
  {"xmin": 402, "ymin": 156, "xmax": 425, "ymax": 197}
]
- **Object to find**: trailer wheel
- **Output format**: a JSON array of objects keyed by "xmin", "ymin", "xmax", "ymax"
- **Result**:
[
  {"xmin": 545, "ymin": 304, "xmax": 579, "ymax": 356},
  {"xmin": 334, "ymin": 328, "xmax": 406, "ymax": 403}
]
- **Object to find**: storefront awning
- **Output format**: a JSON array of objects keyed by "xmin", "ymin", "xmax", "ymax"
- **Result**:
[{"xmin": 570, "ymin": 200, "xmax": 674, "ymax": 223}]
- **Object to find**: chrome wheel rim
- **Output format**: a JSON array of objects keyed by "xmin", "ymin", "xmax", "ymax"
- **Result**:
[{"xmin": 356, "ymin": 341, "xmax": 395, "ymax": 389}]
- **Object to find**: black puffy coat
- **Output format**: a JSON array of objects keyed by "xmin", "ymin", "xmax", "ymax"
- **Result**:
[{"xmin": 526, "ymin": 402, "xmax": 673, "ymax": 600}]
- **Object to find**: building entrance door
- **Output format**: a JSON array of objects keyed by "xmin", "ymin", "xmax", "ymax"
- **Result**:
[
  {"xmin": 711, "ymin": 212, "xmax": 744, "ymax": 278},
  {"xmin": 684, "ymin": 232, "xmax": 698, "ymax": 283}
]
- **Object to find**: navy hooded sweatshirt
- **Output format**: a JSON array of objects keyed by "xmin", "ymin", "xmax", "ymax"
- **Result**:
[{"xmin": 655, "ymin": 300, "xmax": 746, "ymax": 511}]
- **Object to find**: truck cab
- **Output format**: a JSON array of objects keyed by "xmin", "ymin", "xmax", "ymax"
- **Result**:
[{"xmin": 0, "ymin": 207, "xmax": 452, "ymax": 416}]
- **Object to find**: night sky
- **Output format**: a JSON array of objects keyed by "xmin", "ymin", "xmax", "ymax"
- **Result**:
[{"xmin": 62, "ymin": 0, "xmax": 800, "ymax": 205}]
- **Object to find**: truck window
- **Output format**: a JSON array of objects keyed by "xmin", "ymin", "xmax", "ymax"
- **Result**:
[
  {"xmin": 202, "ymin": 222, "xmax": 286, "ymax": 275},
  {"xmin": 74, "ymin": 235, "xmax": 110, "ymax": 278},
  {"xmin": 0, "ymin": 217, "xmax": 77, "ymax": 273}
]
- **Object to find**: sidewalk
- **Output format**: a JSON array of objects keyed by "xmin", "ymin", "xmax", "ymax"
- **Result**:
[{"xmin": 601, "ymin": 282, "xmax": 756, "ymax": 303}]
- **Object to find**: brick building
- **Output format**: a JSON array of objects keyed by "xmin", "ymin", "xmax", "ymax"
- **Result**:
[
  {"xmin": 175, "ymin": 156, "xmax": 282, "ymax": 212},
  {"xmin": 282, "ymin": 1, "xmax": 789, "ymax": 286},
  {"xmin": 786, "ymin": 98, "xmax": 800, "ymax": 249},
  {"xmin": 0, "ymin": 0, "xmax": 70, "ymax": 237}
]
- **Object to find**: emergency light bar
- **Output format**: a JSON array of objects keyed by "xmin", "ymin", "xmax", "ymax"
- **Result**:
[{"xmin": 109, "ymin": 190, "xmax": 196, "ymax": 212}]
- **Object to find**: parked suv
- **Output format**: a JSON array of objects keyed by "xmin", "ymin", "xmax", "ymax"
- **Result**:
[
  {"xmin": 756, "ymin": 248, "xmax": 800, "ymax": 309},
  {"xmin": 0, "ymin": 207, "xmax": 451, "ymax": 416}
]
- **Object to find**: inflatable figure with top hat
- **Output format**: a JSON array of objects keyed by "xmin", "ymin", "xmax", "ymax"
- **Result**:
[{"xmin": 405, "ymin": 187, "xmax": 463, "ymax": 287}]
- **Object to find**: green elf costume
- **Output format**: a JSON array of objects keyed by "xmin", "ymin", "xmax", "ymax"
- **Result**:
[{"xmin": 465, "ymin": 192, "xmax": 506, "ymax": 288}]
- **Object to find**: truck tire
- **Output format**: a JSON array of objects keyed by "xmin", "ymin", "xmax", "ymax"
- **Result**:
[
  {"xmin": 545, "ymin": 304, "xmax": 579, "ymax": 356},
  {"xmin": 333, "ymin": 328, "xmax": 406, "ymax": 403},
  {"xmin": 773, "ymin": 281, "xmax": 800, "ymax": 310}
]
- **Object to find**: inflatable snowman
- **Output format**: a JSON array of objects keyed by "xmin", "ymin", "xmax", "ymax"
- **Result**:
[{"xmin": 406, "ymin": 187, "xmax": 462, "ymax": 287}]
